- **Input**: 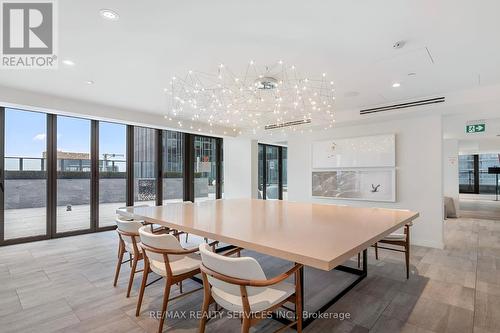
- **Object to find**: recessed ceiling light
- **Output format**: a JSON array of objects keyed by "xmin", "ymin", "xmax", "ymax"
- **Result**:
[
  {"xmin": 62, "ymin": 60, "xmax": 75, "ymax": 66},
  {"xmin": 86, "ymin": 80, "xmax": 94, "ymax": 85},
  {"xmin": 392, "ymin": 82, "xmax": 401, "ymax": 88},
  {"xmin": 99, "ymin": 9, "xmax": 119, "ymax": 21}
]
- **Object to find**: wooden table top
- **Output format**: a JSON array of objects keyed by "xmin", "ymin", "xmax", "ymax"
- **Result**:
[{"xmin": 117, "ymin": 199, "xmax": 419, "ymax": 271}]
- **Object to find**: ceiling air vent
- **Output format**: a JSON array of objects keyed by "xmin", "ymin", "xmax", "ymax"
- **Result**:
[
  {"xmin": 360, "ymin": 97, "xmax": 445, "ymax": 115},
  {"xmin": 265, "ymin": 119, "xmax": 311, "ymax": 130}
]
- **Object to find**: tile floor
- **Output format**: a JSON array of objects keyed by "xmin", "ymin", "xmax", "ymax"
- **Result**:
[{"xmin": 0, "ymin": 218, "xmax": 498, "ymax": 332}]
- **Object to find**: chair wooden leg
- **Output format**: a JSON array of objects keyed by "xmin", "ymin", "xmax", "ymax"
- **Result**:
[
  {"xmin": 113, "ymin": 243, "xmax": 124, "ymax": 287},
  {"xmin": 374, "ymin": 242, "xmax": 379, "ymax": 260},
  {"xmin": 158, "ymin": 279, "xmax": 172, "ymax": 333},
  {"xmin": 127, "ymin": 255, "xmax": 139, "ymax": 297},
  {"xmin": 178, "ymin": 281, "xmax": 183, "ymax": 294},
  {"xmin": 405, "ymin": 244, "xmax": 410, "ymax": 279},
  {"xmin": 241, "ymin": 317, "xmax": 251, "ymax": 333},
  {"xmin": 199, "ymin": 274, "xmax": 211, "ymax": 333},
  {"xmin": 136, "ymin": 257, "xmax": 150, "ymax": 316},
  {"xmin": 185, "ymin": 233, "xmax": 189, "ymax": 243},
  {"xmin": 296, "ymin": 268, "xmax": 303, "ymax": 333},
  {"xmin": 405, "ymin": 225, "xmax": 411, "ymax": 279}
]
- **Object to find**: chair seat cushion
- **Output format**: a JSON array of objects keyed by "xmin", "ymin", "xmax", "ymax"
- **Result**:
[
  {"xmin": 149, "ymin": 254, "xmax": 201, "ymax": 277},
  {"xmin": 383, "ymin": 233, "xmax": 406, "ymax": 241},
  {"xmin": 125, "ymin": 242, "xmax": 143, "ymax": 254},
  {"xmin": 211, "ymin": 281, "xmax": 295, "ymax": 313}
]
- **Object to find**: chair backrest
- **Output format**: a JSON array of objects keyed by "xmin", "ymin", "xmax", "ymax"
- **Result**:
[
  {"xmin": 115, "ymin": 217, "xmax": 142, "ymax": 247},
  {"xmin": 138, "ymin": 226, "xmax": 186, "ymax": 263},
  {"xmin": 199, "ymin": 243, "xmax": 266, "ymax": 297}
]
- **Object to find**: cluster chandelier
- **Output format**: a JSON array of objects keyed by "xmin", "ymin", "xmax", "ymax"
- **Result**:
[{"xmin": 164, "ymin": 61, "xmax": 336, "ymax": 134}]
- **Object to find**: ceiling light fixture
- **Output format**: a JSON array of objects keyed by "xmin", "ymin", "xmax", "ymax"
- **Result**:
[
  {"xmin": 86, "ymin": 80, "xmax": 94, "ymax": 85},
  {"xmin": 167, "ymin": 62, "xmax": 336, "ymax": 135},
  {"xmin": 392, "ymin": 82, "xmax": 401, "ymax": 88},
  {"xmin": 254, "ymin": 77, "xmax": 278, "ymax": 90},
  {"xmin": 99, "ymin": 9, "xmax": 119, "ymax": 21},
  {"xmin": 62, "ymin": 60, "xmax": 75, "ymax": 66}
]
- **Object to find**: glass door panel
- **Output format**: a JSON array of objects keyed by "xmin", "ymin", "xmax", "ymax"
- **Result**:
[
  {"xmin": 265, "ymin": 146, "xmax": 279, "ymax": 200},
  {"xmin": 134, "ymin": 127, "xmax": 157, "ymax": 206},
  {"xmin": 3, "ymin": 108, "xmax": 48, "ymax": 240},
  {"xmin": 56, "ymin": 116, "xmax": 91, "ymax": 233},
  {"xmin": 258, "ymin": 145, "xmax": 264, "ymax": 199},
  {"xmin": 98, "ymin": 122, "xmax": 127, "ymax": 227},
  {"xmin": 194, "ymin": 136, "xmax": 217, "ymax": 202},
  {"xmin": 163, "ymin": 131, "xmax": 184, "ymax": 204},
  {"xmin": 282, "ymin": 147, "xmax": 288, "ymax": 200},
  {"xmin": 459, "ymin": 155, "xmax": 476, "ymax": 193}
]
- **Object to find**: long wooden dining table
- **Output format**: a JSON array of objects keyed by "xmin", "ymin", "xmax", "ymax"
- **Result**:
[{"xmin": 117, "ymin": 198, "xmax": 419, "ymax": 328}]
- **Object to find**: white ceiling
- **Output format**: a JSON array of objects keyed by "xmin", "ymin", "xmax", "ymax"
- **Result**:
[{"xmin": 1, "ymin": 0, "xmax": 500, "ymax": 134}]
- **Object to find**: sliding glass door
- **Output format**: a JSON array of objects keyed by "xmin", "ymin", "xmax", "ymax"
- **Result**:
[
  {"xmin": 194, "ymin": 136, "xmax": 219, "ymax": 202},
  {"xmin": 258, "ymin": 144, "xmax": 287, "ymax": 200},
  {"xmin": 2, "ymin": 108, "xmax": 48, "ymax": 240},
  {"xmin": 162, "ymin": 130, "xmax": 184, "ymax": 203},
  {"xmin": 98, "ymin": 122, "xmax": 127, "ymax": 227},
  {"xmin": 56, "ymin": 116, "xmax": 92, "ymax": 233}
]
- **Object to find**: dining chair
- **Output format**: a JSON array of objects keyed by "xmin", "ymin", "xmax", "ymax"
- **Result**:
[
  {"xmin": 114, "ymin": 217, "xmax": 144, "ymax": 297},
  {"xmin": 376, "ymin": 222, "xmax": 412, "ymax": 279},
  {"xmin": 136, "ymin": 226, "xmax": 217, "ymax": 333},
  {"xmin": 198, "ymin": 243, "xmax": 303, "ymax": 333},
  {"xmin": 358, "ymin": 222, "xmax": 412, "ymax": 279}
]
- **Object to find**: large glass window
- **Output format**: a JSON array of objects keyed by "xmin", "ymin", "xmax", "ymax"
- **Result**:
[
  {"xmin": 479, "ymin": 154, "xmax": 500, "ymax": 194},
  {"xmin": 99, "ymin": 122, "xmax": 127, "ymax": 227},
  {"xmin": 56, "ymin": 116, "xmax": 91, "ymax": 233},
  {"xmin": 194, "ymin": 136, "xmax": 217, "ymax": 202},
  {"xmin": 134, "ymin": 127, "xmax": 157, "ymax": 206},
  {"xmin": 459, "ymin": 154, "xmax": 500, "ymax": 194},
  {"xmin": 162, "ymin": 130, "xmax": 184, "ymax": 203},
  {"xmin": 1, "ymin": 107, "xmax": 224, "ymax": 245},
  {"xmin": 3, "ymin": 109, "xmax": 47, "ymax": 240}
]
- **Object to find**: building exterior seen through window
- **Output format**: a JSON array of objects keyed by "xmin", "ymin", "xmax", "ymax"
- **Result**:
[{"xmin": 459, "ymin": 154, "xmax": 500, "ymax": 194}]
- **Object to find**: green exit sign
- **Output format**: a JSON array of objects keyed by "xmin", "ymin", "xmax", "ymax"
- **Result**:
[{"xmin": 466, "ymin": 124, "xmax": 486, "ymax": 133}]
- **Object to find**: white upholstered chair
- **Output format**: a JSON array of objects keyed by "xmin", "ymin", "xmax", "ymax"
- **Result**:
[
  {"xmin": 136, "ymin": 226, "xmax": 215, "ymax": 333},
  {"xmin": 198, "ymin": 243, "xmax": 303, "ymax": 333},
  {"xmin": 113, "ymin": 217, "xmax": 144, "ymax": 297}
]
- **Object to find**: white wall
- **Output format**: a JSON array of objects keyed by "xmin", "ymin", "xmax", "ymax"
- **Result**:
[
  {"xmin": 443, "ymin": 139, "xmax": 460, "ymax": 211},
  {"xmin": 286, "ymin": 114, "xmax": 444, "ymax": 249},
  {"xmin": 223, "ymin": 137, "xmax": 254, "ymax": 199}
]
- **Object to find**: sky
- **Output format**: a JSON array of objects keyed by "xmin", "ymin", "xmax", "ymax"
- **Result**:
[{"xmin": 5, "ymin": 108, "xmax": 126, "ymax": 159}]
